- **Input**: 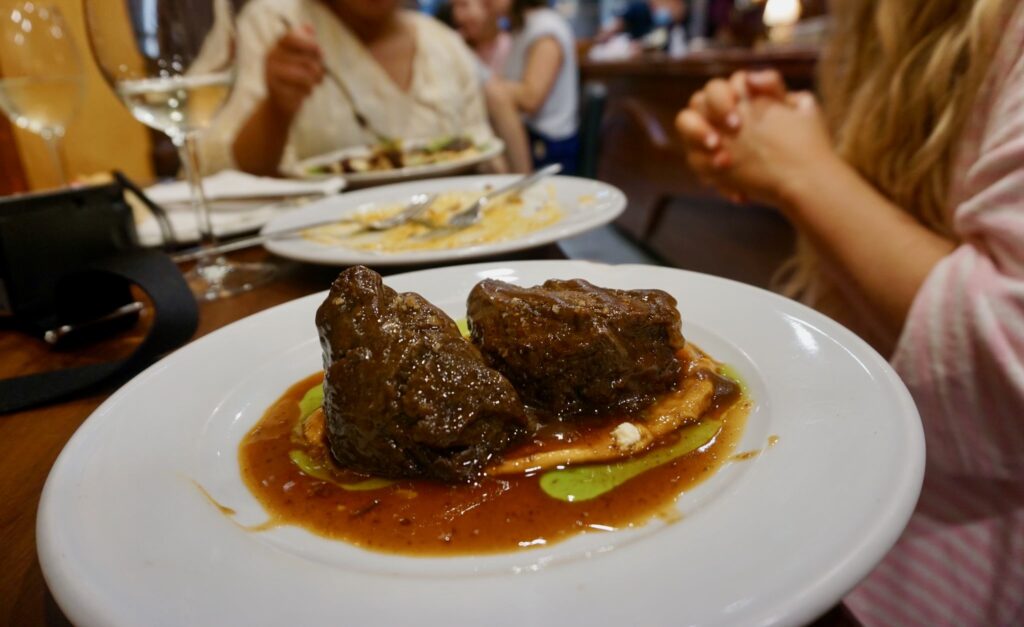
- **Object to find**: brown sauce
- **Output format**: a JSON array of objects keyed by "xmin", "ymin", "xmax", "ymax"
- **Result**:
[
  {"xmin": 239, "ymin": 371, "xmax": 751, "ymax": 556},
  {"xmin": 731, "ymin": 449, "xmax": 761, "ymax": 461},
  {"xmin": 193, "ymin": 480, "xmax": 237, "ymax": 516},
  {"xmin": 730, "ymin": 435, "xmax": 783, "ymax": 462}
]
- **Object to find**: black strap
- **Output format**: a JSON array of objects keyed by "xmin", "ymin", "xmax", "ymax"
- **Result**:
[{"xmin": 0, "ymin": 250, "xmax": 198, "ymax": 414}]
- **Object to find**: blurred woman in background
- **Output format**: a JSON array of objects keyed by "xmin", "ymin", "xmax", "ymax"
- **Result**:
[
  {"xmin": 676, "ymin": 1, "xmax": 1024, "ymax": 624},
  {"xmin": 441, "ymin": 0, "xmax": 511, "ymax": 74},
  {"xmin": 436, "ymin": 0, "xmax": 532, "ymax": 173},
  {"xmin": 200, "ymin": 0, "xmax": 500, "ymax": 175},
  {"xmin": 487, "ymin": 0, "xmax": 579, "ymax": 173}
]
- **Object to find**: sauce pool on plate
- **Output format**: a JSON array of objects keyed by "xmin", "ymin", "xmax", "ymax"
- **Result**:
[{"xmin": 238, "ymin": 368, "xmax": 751, "ymax": 556}]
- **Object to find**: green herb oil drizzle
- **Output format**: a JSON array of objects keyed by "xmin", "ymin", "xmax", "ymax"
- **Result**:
[{"xmin": 539, "ymin": 419, "xmax": 723, "ymax": 502}]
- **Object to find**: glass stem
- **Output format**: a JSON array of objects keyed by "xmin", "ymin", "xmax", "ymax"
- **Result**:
[
  {"xmin": 176, "ymin": 132, "xmax": 217, "ymax": 268},
  {"xmin": 44, "ymin": 134, "xmax": 68, "ymax": 188}
]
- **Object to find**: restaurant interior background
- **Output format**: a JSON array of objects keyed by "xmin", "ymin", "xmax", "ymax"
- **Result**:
[{"xmin": 0, "ymin": 0, "xmax": 827, "ymax": 289}]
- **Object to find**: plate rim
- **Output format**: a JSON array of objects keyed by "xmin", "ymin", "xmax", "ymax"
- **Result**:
[
  {"xmin": 261, "ymin": 175, "xmax": 627, "ymax": 266},
  {"xmin": 291, "ymin": 137, "xmax": 506, "ymax": 183}
]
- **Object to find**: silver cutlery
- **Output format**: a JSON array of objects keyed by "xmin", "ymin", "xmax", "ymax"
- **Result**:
[
  {"xmin": 447, "ymin": 163, "xmax": 562, "ymax": 228},
  {"xmin": 44, "ymin": 301, "xmax": 145, "ymax": 345},
  {"xmin": 279, "ymin": 16, "xmax": 395, "ymax": 146}
]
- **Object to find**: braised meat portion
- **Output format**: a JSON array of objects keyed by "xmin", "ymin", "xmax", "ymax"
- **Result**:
[
  {"xmin": 467, "ymin": 278, "xmax": 686, "ymax": 419},
  {"xmin": 316, "ymin": 266, "xmax": 528, "ymax": 483}
]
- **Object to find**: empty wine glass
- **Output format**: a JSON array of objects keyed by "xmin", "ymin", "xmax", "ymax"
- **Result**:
[
  {"xmin": 0, "ymin": 3, "xmax": 84, "ymax": 188},
  {"xmin": 83, "ymin": 0, "xmax": 275, "ymax": 301}
]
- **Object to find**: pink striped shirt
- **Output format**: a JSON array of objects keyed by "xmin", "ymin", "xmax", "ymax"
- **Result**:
[{"xmin": 845, "ymin": 5, "xmax": 1024, "ymax": 626}]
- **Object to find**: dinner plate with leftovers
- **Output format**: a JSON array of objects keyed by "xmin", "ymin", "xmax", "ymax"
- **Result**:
[
  {"xmin": 293, "ymin": 135, "xmax": 504, "ymax": 186},
  {"xmin": 37, "ymin": 260, "xmax": 924, "ymax": 627},
  {"xmin": 261, "ymin": 174, "xmax": 626, "ymax": 266}
]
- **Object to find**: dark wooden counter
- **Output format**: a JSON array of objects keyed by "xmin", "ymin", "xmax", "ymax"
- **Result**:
[{"xmin": 583, "ymin": 46, "xmax": 819, "ymax": 80}]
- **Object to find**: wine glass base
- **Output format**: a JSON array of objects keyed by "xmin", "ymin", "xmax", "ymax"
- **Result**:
[{"xmin": 185, "ymin": 257, "xmax": 276, "ymax": 301}]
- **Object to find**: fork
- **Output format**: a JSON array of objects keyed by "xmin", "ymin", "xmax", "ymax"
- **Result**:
[
  {"xmin": 358, "ymin": 192, "xmax": 437, "ymax": 230},
  {"xmin": 447, "ymin": 164, "xmax": 562, "ymax": 228},
  {"xmin": 279, "ymin": 16, "xmax": 395, "ymax": 145}
]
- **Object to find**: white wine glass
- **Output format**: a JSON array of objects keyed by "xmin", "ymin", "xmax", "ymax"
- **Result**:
[
  {"xmin": 83, "ymin": 0, "xmax": 275, "ymax": 301},
  {"xmin": 0, "ymin": 3, "xmax": 84, "ymax": 187}
]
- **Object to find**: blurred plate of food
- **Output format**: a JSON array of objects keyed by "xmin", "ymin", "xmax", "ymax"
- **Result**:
[
  {"xmin": 36, "ymin": 260, "xmax": 924, "ymax": 627},
  {"xmin": 291, "ymin": 134, "xmax": 504, "ymax": 185},
  {"xmin": 261, "ymin": 174, "xmax": 626, "ymax": 265}
]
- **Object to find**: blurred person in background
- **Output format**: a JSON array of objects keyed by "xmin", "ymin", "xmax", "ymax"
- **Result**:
[
  {"xmin": 488, "ymin": 0, "xmax": 579, "ymax": 173},
  {"xmin": 200, "ymin": 0, "xmax": 502, "ymax": 175},
  {"xmin": 436, "ymin": 0, "xmax": 532, "ymax": 172},
  {"xmin": 677, "ymin": 1, "xmax": 1024, "ymax": 624},
  {"xmin": 597, "ymin": 0, "xmax": 687, "ymax": 47},
  {"xmin": 438, "ymin": 0, "xmax": 511, "ymax": 74}
]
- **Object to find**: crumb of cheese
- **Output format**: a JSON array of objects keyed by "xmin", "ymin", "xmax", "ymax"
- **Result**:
[{"xmin": 611, "ymin": 422, "xmax": 642, "ymax": 449}]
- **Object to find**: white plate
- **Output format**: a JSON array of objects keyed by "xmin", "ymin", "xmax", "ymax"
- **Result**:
[
  {"xmin": 292, "ymin": 138, "xmax": 504, "ymax": 186},
  {"xmin": 37, "ymin": 261, "xmax": 924, "ymax": 627},
  {"xmin": 262, "ymin": 175, "xmax": 626, "ymax": 266}
]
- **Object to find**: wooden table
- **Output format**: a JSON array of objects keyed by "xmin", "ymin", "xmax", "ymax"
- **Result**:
[{"xmin": 0, "ymin": 244, "xmax": 858, "ymax": 627}]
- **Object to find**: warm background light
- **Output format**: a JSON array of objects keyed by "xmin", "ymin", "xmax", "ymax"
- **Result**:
[{"xmin": 763, "ymin": 0, "xmax": 802, "ymax": 27}]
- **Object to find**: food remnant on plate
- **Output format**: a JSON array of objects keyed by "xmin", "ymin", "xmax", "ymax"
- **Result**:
[
  {"xmin": 238, "ymin": 267, "xmax": 754, "ymax": 555},
  {"xmin": 730, "ymin": 435, "xmax": 783, "ymax": 462},
  {"xmin": 192, "ymin": 480, "xmax": 237, "ymax": 516},
  {"xmin": 308, "ymin": 136, "xmax": 481, "ymax": 175},
  {"xmin": 302, "ymin": 190, "xmax": 563, "ymax": 253}
]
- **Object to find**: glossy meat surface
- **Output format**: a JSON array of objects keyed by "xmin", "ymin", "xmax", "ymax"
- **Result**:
[
  {"xmin": 315, "ymin": 266, "xmax": 527, "ymax": 482},
  {"xmin": 467, "ymin": 278, "xmax": 686, "ymax": 419}
]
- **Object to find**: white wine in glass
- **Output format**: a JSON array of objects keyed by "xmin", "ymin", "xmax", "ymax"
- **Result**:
[
  {"xmin": 84, "ymin": 0, "xmax": 274, "ymax": 301},
  {"xmin": 0, "ymin": 4, "xmax": 84, "ymax": 187},
  {"xmin": 117, "ymin": 72, "xmax": 234, "ymax": 138}
]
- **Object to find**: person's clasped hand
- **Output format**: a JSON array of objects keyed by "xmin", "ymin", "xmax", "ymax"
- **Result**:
[
  {"xmin": 265, "ymin": 24, "xmax": 326, "ymax": 118},
  {"xmin": 675, "ymin": 69, "xmax": 840, "ymax": 210}
]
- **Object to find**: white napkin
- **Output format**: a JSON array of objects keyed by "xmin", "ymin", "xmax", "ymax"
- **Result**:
[
  {"xmin": 587, "ymin": 34, "xmax": 638, "ymax": 61},
  {"xmin": 144, "ymin": 170, "xmax": 345, "ymax": 208},
  {"xmin": 135, "ymin": 204, "xmax": 287, "ymax": 246},
  {"xmin": 136, "ymin": 170, "xmax": 345, "ymax": 246}
]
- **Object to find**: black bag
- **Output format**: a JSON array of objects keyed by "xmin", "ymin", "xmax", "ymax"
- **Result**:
[
  {"xmin": 0, "ymin": 184, "xmax": 138, "ymax": 327},
  {"xmin": 0, "ymin": 183, "xmax": 198, "ymax": 413}
]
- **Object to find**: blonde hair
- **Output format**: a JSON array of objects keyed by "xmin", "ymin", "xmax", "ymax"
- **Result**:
[{"xmin": 777, "ymin": 0, "xmax": 1011, "ymax": 309}]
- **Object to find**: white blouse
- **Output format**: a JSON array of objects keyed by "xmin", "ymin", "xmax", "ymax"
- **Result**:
[
  {"xmin": 199, "ymin": 0, "xmax": 495, "ymax": 174},
  {"xmin": 503, "ymin": 8, "xmax": 579, "ymax": 140}
]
